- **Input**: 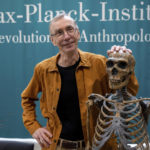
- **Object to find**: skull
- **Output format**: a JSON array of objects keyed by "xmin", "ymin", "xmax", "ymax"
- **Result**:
[{"xmin": 106, "ymin": 51, "xmax": 135, "ymax": 90}]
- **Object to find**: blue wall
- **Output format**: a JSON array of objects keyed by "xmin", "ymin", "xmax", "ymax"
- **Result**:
[{"xmin": 0, "ymin": 0, "xmax": 150, "ymax": 138}]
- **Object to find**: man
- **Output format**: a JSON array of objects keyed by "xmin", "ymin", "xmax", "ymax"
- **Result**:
[{"xmin": 21, "ymin": 14, "xmax": 138, "ymax": 150}]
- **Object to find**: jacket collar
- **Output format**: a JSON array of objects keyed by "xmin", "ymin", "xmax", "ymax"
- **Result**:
[{"xmin": 47, "ymin": 49, "xmax": 91, "ymax": 72}]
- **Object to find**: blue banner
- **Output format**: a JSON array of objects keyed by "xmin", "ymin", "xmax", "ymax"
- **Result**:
[{"xmin": 0, "ymin": 0, "xmax": 150, "ymax": 138}]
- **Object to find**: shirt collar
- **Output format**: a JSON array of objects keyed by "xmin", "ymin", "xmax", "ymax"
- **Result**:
[{"xmin": 47, "ymin": 49, "xmax": 91, "ymax": 72}]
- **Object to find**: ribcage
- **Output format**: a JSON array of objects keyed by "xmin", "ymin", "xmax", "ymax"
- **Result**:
[{"xmin": 92, "ymin": 99, "xmax": 149, "ymax": 150}]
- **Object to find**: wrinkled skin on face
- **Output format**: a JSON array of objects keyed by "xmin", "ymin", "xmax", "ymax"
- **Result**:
[{"xmin": 106, "ymin": 51, "xmax": 135, "ymax": 90}]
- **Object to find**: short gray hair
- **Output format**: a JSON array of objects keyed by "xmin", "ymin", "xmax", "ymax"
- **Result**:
[{"xmin": 49, "ymin": 13, "xmax": 78, "ymax": 35}]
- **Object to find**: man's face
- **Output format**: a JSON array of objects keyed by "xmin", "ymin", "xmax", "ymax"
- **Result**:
[{"xmin": 50, "ymin": 17, "xmax": 80, "ymax": 53}]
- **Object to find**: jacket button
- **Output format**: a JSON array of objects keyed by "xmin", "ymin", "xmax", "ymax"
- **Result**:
[
  {"xmin": 56, "ymin": 88, "xmax": 59, "ymax": 91},
  {"xmin": 53, "ymin": 107, "xmax": 56, "ymax": 110},
  {"xmin": 54, "ymin": 139, "xmax": 57, "ymax": 143}
]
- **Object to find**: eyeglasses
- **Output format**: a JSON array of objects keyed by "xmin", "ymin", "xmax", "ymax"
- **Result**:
[{"xmin": 51, "ymin": 26, "xmax": 77, "ymax": 39}]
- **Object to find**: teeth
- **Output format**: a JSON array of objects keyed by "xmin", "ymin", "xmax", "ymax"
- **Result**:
[{"xmin": 110, "ymin": 79, "xmax": 121, "ymax": 83}]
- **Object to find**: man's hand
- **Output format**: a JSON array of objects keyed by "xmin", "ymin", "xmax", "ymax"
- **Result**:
[
  {"xmin": 107, "ymin": 45, "xmax": 132, "ymax": 56},
  {"xmin": 32, "ymin": 127, "xmax": 52, "ymax": 148}
]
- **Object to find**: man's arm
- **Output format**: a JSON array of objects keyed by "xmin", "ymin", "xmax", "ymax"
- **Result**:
[
  {"xmin": 21, "ymin": 64, "xmax": 42, "ymax": 135},
  {"xmin": 21, "ymin": 64, "xmax": 52, "ymax": 148},
  {"xmin": 127, "ymin": 72, "xmax": 139, "ymax": 96}
]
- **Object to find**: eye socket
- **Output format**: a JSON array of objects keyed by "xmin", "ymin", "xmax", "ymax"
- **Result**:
[
  {"xmin": 106, "ymin": 60, "xmax": 114, "ymax": 68},
  {"xmin": 118, "ymin": 61, "xmax": 127, "ymax": 69}
]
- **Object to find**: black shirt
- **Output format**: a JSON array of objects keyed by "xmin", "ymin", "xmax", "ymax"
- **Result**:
[{"xmin": 57, "ymin": 59, "xmax": 84, "ymax": 140}]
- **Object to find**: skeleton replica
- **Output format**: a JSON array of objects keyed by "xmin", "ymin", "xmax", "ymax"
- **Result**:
[{"xmin": 86, "ymin": 49, "xmax": 150, "ymax": 150}]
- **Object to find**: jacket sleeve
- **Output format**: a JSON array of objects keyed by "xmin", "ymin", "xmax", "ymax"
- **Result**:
[
  {"xmin": 21, "ymin": 64, "xmax": 42, "ymax": 135},
  {"xmin": 127, "ymin": 72, "xmax": 139, "ymax": 96}
]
